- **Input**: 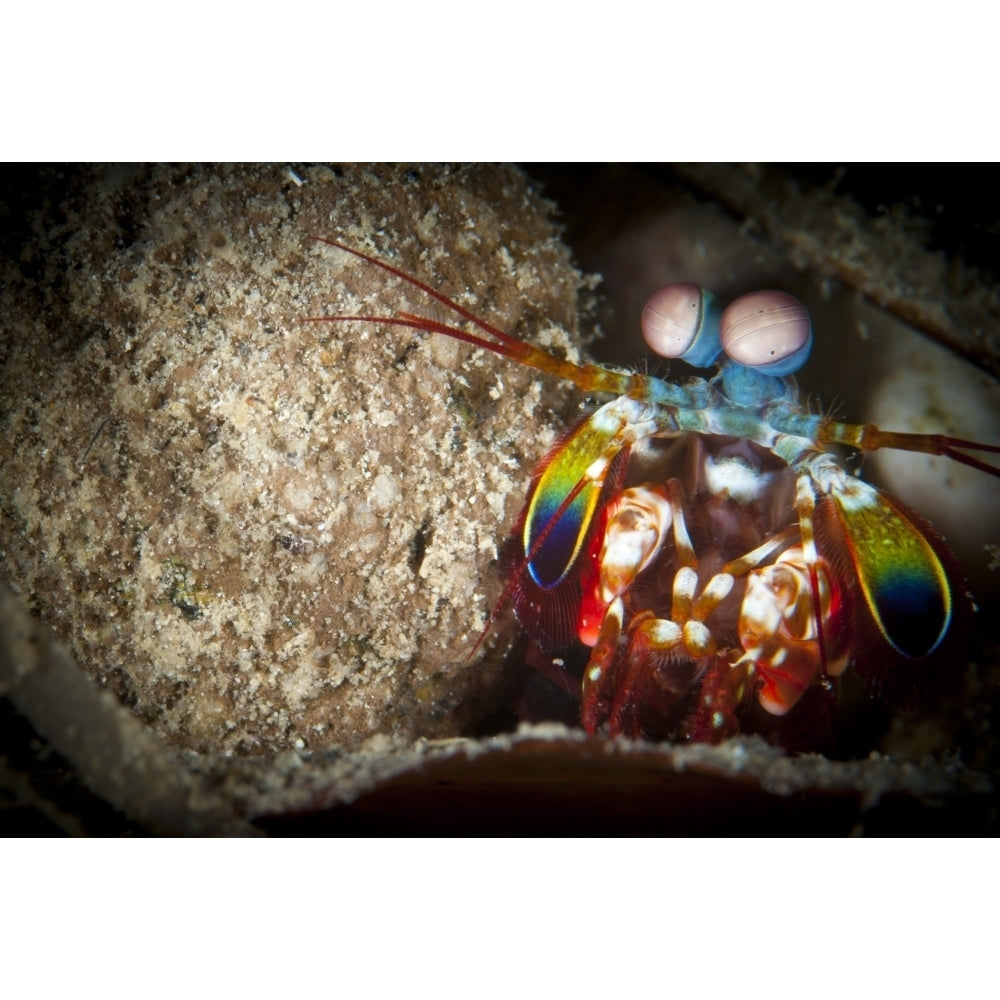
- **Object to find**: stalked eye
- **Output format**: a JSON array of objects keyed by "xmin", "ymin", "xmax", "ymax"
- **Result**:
[
  {"xmin": 641, "ymin": 283, "xmax": 723, "ymax": 369},
  {"xmin": 719, "ymin": 290, "xmax": 812, "ymax": 376}
]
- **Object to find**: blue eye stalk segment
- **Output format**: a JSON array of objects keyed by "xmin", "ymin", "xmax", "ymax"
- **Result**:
[{"xmin": 307, "ymin": 235, "xmax": 1000, "ymax": 741}]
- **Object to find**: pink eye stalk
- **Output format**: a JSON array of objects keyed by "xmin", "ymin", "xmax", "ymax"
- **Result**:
[
  {"xmin": 641, "ymin": 283, "xmax": 723, "ymax": 369},
  {"xmin": 720, "ymin": 290, "xmax": 813, "ymax": 376}
]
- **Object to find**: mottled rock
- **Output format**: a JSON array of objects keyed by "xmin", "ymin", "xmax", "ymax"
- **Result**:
[{"xmin": 0, "ymin": 164, "xmax": 590, "ymax": 753}]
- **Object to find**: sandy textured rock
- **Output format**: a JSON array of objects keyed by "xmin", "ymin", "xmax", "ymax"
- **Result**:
[{"xmin": 0, "ymin": 164, "xmax": 589, "ymax": 754}]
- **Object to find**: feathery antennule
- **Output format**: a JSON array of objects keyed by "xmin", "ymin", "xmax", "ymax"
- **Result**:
[{"xmin": 306, "ymin": 236, "xmax": 666, "ymax": 402}]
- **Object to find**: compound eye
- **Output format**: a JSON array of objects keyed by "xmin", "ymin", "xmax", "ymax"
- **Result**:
[
  {"xmin": 641, "ymin": 283, "xmax": 723, "ymax": 369},
  {"xmin": 719, "ymin": 290, "xmax": 812, "ymax": 376}
]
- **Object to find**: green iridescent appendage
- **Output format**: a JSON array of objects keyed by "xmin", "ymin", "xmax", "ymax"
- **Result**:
[
  {"xmin": 524, "ymin": 411, "xmax": 623, "ymax": 591},
  {"xmin": 835, "ymin": 491, "xmax": 952, "ymax": 659}
]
